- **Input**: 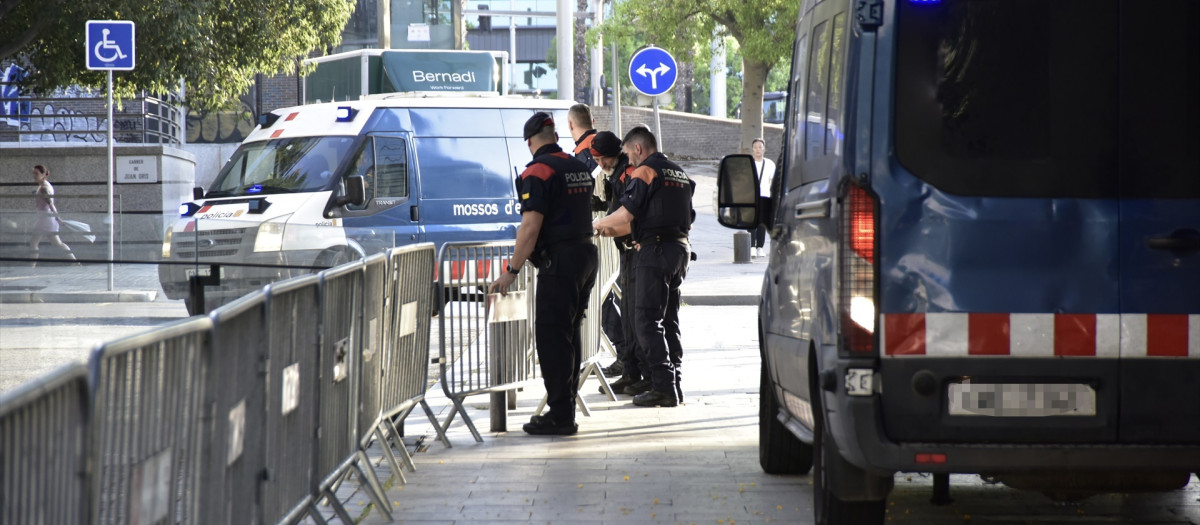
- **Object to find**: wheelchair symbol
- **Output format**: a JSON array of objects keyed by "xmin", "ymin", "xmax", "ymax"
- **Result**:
[{"xmin": 93, "ymin": 29, "xmax": 128, "ymax": 63}]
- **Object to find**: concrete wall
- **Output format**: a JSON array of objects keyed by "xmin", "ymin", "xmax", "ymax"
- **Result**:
[
  {"xmin": 591, "ymin": 106, "xmax": 785, "ymax": 161},
  {"xmin": 0, "ymin": 144, "xmax": 195, "ymax": 261},
  {"xmin": 183, "ymin": 143, "xmax": 242, "ymax": 190}
]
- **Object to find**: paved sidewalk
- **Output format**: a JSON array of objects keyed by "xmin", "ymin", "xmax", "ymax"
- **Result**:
[{"xmin": 346, "ymin": 305, "xmax": 810, "ymax": 525}]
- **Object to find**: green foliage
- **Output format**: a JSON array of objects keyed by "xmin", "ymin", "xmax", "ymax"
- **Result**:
[
  {"xmin": 597, "ymin": 0, "xmax": 796, "ymax": 73},
  {"xmin": 595, "ymin": 0, "xmax": 796, "ymax": 139},
  {"xmin": 0, "ymin": 0, "xmax": 354, "ymax": 111}
]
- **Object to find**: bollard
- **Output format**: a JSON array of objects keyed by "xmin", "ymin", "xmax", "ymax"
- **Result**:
[{"xmin": 733, "ymin": 231, "xmax": 752, "ymax": 263}]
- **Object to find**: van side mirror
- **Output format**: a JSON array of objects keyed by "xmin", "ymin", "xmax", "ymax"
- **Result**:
[
  {"xmin": 716, "ymin": 154, "xmax": 761, "ymax": 229},
  {"xmin": 192, "ymin": 187, "xmax": 205, "ymax": 200},
  {"xmin": 335, "ymin": 175, "xmax": 367, "ymax": 207}
]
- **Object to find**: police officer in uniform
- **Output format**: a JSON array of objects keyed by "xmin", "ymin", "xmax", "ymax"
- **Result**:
[
  {"xmin": 588, "ymin": 131, "xmax": 650, "ymax": 395},
  {"xmin": 489, "ymin": 112, "xmax": 599, "ymax": 435},
  {"xmin": 593, "ymin": 126, "xmax": 695, "ymax": 407}
]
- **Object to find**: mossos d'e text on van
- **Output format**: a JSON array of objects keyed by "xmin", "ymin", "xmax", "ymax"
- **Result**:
[{"xmin": 716, "ymin": 0, "xmax": 1199, "ymax": 523}]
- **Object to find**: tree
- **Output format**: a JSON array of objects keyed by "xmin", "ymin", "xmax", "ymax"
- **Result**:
[
  {"xmin": 598, "ymin": 0, "xmax": 796, "ymax": 152},
  {"xmin": 0, "ymin": 0, "xmax": 354, "ymax": 111}
]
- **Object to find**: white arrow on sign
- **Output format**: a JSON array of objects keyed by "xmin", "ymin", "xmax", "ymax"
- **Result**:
[{"xmin": 635, "ymin": 62, "xmax": 673, "ymax": 90}]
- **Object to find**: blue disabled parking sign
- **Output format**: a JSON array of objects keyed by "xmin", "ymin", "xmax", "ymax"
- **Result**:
[
  {"xmin": 86, "ymin": 21, "xmax": 136, "ymax": 71},
  {"xmin": 628, "ymin": 47, "xmax": 677, "ymax": 97}
]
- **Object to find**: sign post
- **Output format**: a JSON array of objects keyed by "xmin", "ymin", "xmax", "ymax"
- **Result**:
[
  {"xmin": 86, "ymin": 20, "xmax": 135, "ymax": 290},
  {"xmin": 628, "ymin": 46, "xmax": 677, "ymax": 152}
]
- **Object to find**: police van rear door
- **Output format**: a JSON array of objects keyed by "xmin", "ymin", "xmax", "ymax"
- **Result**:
[
  {"xmin": 879, "ymin": 0, "xmax": 1198, "ymax": 445},
  {"xmin": 1113, "ymin": 5, "xmax": 1200, "ymax": 443}
]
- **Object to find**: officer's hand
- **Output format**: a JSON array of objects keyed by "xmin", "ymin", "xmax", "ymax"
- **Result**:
[{"xmin": 489, "ymin": 272, "xmax": 516, "ymax": 296}]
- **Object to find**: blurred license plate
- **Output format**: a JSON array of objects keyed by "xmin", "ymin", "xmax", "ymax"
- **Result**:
[
  {"xmin": 184, "ymin": 267, "xmax": 225, "ymax": 279},
  {"xmin": 948, "ymin": 383, "xmax": 1096, "ymax": 417}
]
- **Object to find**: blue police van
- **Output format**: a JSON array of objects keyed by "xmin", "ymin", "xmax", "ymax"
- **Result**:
[
  {"xmin": 717, "ymin": 0, "xmax": 1200, "ymax": 523},
  {"xmin": 159, "ymin": 54, "xmax": 576, "ymax": 312}
]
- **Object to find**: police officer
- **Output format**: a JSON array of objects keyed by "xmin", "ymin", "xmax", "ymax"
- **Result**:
[
  {"xmin": 567, "ymin": 103, "xmax": 599, "ymax": 173},
  {"xmin": 593, "ymin": 126, "xmax": 694, "ymax": 407},
  {"xmin": 588, "ymin": 131, "xmax": 650, "ymax": 395},
  {"xmin": 488, "ymin": 112, "xmax": 599, "ymax": 435}
]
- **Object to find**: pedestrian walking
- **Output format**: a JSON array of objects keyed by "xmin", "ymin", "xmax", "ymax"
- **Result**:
[
  {"xmin": 749, "ymin": 138, "xmax": 775, "ymax": 258},
  {"xmin": 593, "ymin": 126, "xmax": 695, "ymax": 407},
  {"xmin": 488, "ymin": 112, "xmax": 598, "ymax": 436},
  {"xmin": 588, "ymin": 131, "xmax": 651, "ymax": 396},
  {"xmin": 29, "ymin": 165, "xmax": 78, "ymax": 267}
]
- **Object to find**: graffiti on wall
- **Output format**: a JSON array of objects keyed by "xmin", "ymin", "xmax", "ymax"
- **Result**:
[
  {"xmin": 186, "ymin": 92, "xmax": 257, "ymax": 144},
  {"xmin": 2, "ymin": 64, "xmax": 32, "ymax": 126}
]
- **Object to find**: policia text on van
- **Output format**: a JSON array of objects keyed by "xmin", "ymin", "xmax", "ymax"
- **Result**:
[{"xmin": 715, "ymin": 1, "xmax": 1199, "ymax": 524}]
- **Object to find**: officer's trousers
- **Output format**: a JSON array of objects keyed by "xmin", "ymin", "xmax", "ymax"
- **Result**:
[
  {"xmin": 632, "ymin": 240, "xmax": 688, "ymax": 397},
  {"xmin": 617, "ymin": 248, "xmax": 648, "ymax": 380},
  {"xmin": 535, "ymin": 242, "xmax": 599, "ymax": 423}
]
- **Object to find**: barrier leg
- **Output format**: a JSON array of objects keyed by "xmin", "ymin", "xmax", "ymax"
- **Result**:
[
  {"xmin": 374, "ymin": 426, "xmax": 407, "ymax": 484},
  {"xmin": 420, "ymin": 399, "xmax": 451, "ymax": 448},
  {"xmin": 582, "ymin": 360, "xmax": 616, "ymax": 401},
  {"xmin": 354, "ymin": 450, "xmax": 394, "ymax": 521},
  {"xmin": 384, "ymin": 416, "xmax": 417, "ymax": 472},
  {"xmin": 304, "ymin": 503, "xmax": 331, "ymax": 525},
  {"xmin": 320, "ymin": 488, "xmax": 356, "ymax": 524},
  {"xmin": 440, "ymin": 396, "xmax": 484, "ymax": 443}
]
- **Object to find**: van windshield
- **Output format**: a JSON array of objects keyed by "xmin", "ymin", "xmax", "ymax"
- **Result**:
[
  {"xmin": 205, "ymin": 137, "xmax": 359, "ymax": 197},
  {"xmin": 894, "ymin": 0, "xmax": 1199, "ymax": 199}
]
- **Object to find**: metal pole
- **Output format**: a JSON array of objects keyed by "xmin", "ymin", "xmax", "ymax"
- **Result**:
[
  {"xmin": 611, "ymin": 40, "xmax": 621, "ymax": 135},
  {"xmin": 106, "ymin": 70, "xmax": 114, "ymax": 291},
  {"xmin": 556, "ymin": 0, "xmax": 573, "ymax": 100},
  {"xmin": 653, "ymin": 96, "xmax": 663, "ymax": 153},
  {"xmin": 590, "ymin": 0, "xmax": 603, "ymax": 105}
]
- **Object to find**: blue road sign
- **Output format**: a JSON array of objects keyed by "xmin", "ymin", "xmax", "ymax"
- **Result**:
[
  {"xmin": 628, "ymin": 47, "xmax": 677, "ymax": 97},
  {"xmin": 86, "ymin": 21, "xmax": 136, "ymax": 71}
]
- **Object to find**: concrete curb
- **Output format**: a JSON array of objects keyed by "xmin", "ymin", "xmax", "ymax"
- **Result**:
[
  {"xmin": 680, "ymin": 294, "xmax": 760, "ymax": 306},
  {"xmin": 0, "ymin": 291, "xmax": 158, "ymax": 303}
]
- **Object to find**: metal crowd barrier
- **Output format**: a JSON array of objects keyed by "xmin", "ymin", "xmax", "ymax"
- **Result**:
[
  {"xmin": 2, "ymin": 242, "xmax": 440, "ymax": 524},
  {"xmin": 435, "ymin": 241, "xmax": 536, "ymax": 444},
  {"xmin": 576, "ymin": 228, "xmax": 624, "ymax": 401},
  {"xmin": 261, "ymin": 274, "xmax": 322, "ymax": 524},
  {"xmin": 373, "ymin": 246, "xmax": 443, "ymax": 482},
  {"xmin": 0, "ymin": 364, "xmax": 91, "ymax": 525},
  {"xmin": 90, "ymin": 316, "xmax": 211, "ymax": 525},
  {"xmin": 433, "ymin": 235, "xmax": 621, "ymax": 444}
]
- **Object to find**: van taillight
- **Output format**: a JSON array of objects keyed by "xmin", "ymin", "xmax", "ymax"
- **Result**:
[{"xmin": 840, "ymin": 183, "xmax": 878, "ymax": 356}]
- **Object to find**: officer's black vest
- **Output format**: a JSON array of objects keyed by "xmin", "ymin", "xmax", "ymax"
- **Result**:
[
  {"xmin": 606, "ymin": 155, "xmax": 635, "ymax": 249},
  {"xmin": 634, "ymin": 153, "xmax": 693, "ymax": 242},
  {"xmin": 529, "ymin": 151, "xmax": 595, "ymax": 250}
]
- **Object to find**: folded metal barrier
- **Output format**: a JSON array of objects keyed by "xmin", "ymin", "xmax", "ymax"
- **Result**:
[{"xmin": 0, "ymin": 364, "xmax": 91, "ymax": 525}]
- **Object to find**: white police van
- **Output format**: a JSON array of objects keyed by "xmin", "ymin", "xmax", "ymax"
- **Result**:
[{"xmin": 159, "ymin": 52, "xmax": 576, "ymax": 313}]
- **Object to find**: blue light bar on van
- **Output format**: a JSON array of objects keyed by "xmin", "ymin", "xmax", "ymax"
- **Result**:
[
  {"xmin": 909, "ymin": 0, "xmax": 941, "ymax": 3},
  {"xmin": 336, "ymin": 106, "xmax": 358, "ymax": 122}
]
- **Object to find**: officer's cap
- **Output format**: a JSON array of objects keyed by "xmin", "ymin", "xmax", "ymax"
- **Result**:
[
  {"xmin": 523, "ymin": 112, "xmax": 555, "ymax": 140},
  {"xmin": 589, "ymin": 131, "xmax": 622, "ymax": 158}
]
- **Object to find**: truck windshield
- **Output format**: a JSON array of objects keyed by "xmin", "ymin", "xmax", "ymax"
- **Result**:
[
  {"xmin": 894, "ymin": 0, "xmax": 1198, "ymax": 199},
  {"xmin": 205, "ymin": 137, "xmax": 359, "ymax": 197}
]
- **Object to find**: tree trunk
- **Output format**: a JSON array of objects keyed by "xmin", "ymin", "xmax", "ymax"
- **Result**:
[
  {"xmin": 739, "ymin": 58, "xmax": 769, "ymax": 154},
  {"xmin": 674, "ymin": 60, "xmax": 695, "ymax": 113},
  {"xmin": 574, "ymin": 0, "xmax": 590, "ymax": 102}
]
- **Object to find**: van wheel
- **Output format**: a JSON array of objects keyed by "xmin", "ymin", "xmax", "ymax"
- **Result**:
[
  {"xmin": 759, "ymin": 362, "xmax": 813, "ymax": 474},
  {"xmin": 813, "ymin": 396, "xmax": 887, "ymax": 525},
  {"xmin": 315, "ymin": 247, "xmax": 356, "ymax": 270}
]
